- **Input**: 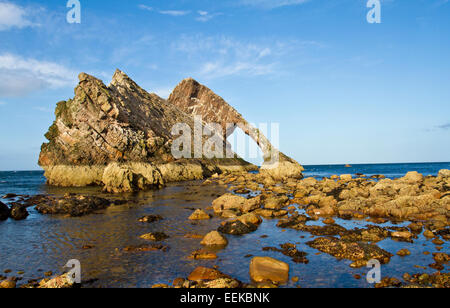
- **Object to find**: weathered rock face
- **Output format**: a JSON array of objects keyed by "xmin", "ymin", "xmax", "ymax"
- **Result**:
[
  {"xmin": 168, "ymin": 78, "xmax": 304, "ymax": 180},
  {"xmin": 39, "ymin": 70, "xmax": 257, "ymax": 192}
]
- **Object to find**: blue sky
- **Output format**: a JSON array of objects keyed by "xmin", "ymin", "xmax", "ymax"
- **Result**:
[{"xmin": 0, "ymin": 0, "xmax": 449, "ymax": 170}]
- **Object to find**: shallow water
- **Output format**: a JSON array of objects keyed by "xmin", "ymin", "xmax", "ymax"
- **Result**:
[{"xmin": 0, "ymin": 163, "xmax": 448, "ymax": 288}]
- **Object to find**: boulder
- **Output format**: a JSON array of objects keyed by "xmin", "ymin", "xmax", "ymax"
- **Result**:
[
  {"xmin": 401, "ymin": 171, "xmax": 424, "ymax": 184},
  {"xmin": 188, "ymin": 267, "xmax": 227, "ymax": 281},
  {"xmin": 0, "ymin": 279, "xmax": 16, "ymax": 289},
  {"xmin": 189, "ymin": 209, "xmax": 211, "ymax": 220},
  {"xmin": 340, "ymin": 174, "xmax": 353, "ymax": 181},
  {"xmin": 201, "ymin": 231, "xmax": 228, "ymax": 247},
  {"xmin": 218, "ymin": 219, "xmax": 258, "ymax": 235},
  {"xmin": 10, "ymin": 204, "xmax": 29, "ymax": 220},
  {"xmin": 35, "ymin": 195, "xmax": 112, "ymax": 217},
  {"xmin": 249, "ymin": 257, "xmax": 289, "ymax": 284},
  {"xmin": 438, "ymin": 169, "xmax": 450, "ymax": 178},
  {"xmin": 0, "ymin": 201, "xmax": 10, "ymax": 221},
  {"xmin": 212, "ymin": 194, "xmax": 247, "ymax": 214},
  {"xmin": 264, "ymin": 195, "xmax": 288, "ymax": 210}
]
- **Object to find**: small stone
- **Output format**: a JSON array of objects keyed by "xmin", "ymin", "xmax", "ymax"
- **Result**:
[
  {"xmin": 201, "ymin": 231, "xmax": 228, "ymax": 247},
  {"xmin": 189, "ymin": 209, "xmax": 211, "ymax": 220},
  {"xmin": 189, "ymin": 249, "xmax": 218, "ymax": 260},
  {"xmin": 432, "ymin": 238, "xmax": 444, "ymax": 246},
  {"xmin": 423, "ymin": 230, "xmax": 435, "ymax": 238},
  {"xmin": 139, "ymin": 232, "xmax": 169, "ymax": 241},
  {"xmin": 323, "ymin": 217, "xmax": 335, "ymax": 225},
  {"xmin": 397, "ymin": 249, "xmax": 411, "ymax": 257},
  {"xmin": 391, "ymin": 231, "xmax": 413, "ymax": 240},
  {"xmin": 188, "ymin": 267, "xmax": 226, "ymax": 281},
  {"xmin": 138, "ymin": 215, "xmax": 163, "ymax": 223}
]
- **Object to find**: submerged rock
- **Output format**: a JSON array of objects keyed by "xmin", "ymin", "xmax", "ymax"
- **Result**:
[
  {"xmin": 138, "ymin": 215, "xmax": 163, "ymax": 223},
  {"xmin": 139, "ymin": 232, "xmax": 169, "ymax": 241}
]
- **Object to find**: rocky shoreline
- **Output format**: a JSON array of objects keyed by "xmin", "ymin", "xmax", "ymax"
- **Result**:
[{"xmin": 0, "ymin": 169, "xmax": 448, "ymax": 288}]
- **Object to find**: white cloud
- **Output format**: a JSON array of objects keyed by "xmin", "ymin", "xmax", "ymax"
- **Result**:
[
  {"xmin": 0, "ymin": 53, "xmax": 77, "ymax": 97},
  {"xmin": 138, "ymin": 4, "xmax": 153, "ymax": 12},
  {"xmin": 196, "ymin": 11, "xmax": 222, "ymax": 22},
  {"xmin": 173, "ymin": 35, "xmax": 323, "ymax": 80},
  {"xmin": 0, "ymin": 2, "xmax": 36, "ymax": 31},
  {"xmin": 159, "ymin": 10, "xmax": 190, "ymax": 16},
  {"xmin": 0, "ymin": 101, "xmax": 6, "ymax": 106},
  {"xmin": 173, "ymin": 36, "xmax": 282, "ymax": 79},
  {"xmin": 138, "ymin": 5, "xmax": 190, "ymax": 17},
  {"xmin": 240, "ymin": 0, "xmax": 309, "ymax": 9}
]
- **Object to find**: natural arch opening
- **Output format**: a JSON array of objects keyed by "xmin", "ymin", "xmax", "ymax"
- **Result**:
[{"xmin": 227, "ymin": 127, "xmax": 264, "ymax": 167}]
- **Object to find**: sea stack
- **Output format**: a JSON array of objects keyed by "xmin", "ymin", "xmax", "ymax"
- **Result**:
[{"xmin": 39, "ymin": 70, "xmax": 303, "ymax": 192}]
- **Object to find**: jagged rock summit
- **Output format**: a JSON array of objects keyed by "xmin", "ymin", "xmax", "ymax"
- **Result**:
[{"xmin": 39, "ymin": 70, "xmax": 303, "ymax": 192}]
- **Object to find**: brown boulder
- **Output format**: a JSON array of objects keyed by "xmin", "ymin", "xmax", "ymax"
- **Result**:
[
  {"xmin": 201, "ymin": 231, "xmax": 228, "ymax": 247},
  {"xmin": 188, "ymin": 267, "xmax": 227, "ymax": 281},
  {"xmin": 249, "ymin": 257, "xmax": 289, "ymax": 284}
]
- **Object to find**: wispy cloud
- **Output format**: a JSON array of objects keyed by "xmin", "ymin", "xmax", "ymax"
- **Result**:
[
  {"xmin": 138, "ymin": 5, "xmax": 190, "ymax": 16},
  {"xmin": 0, "ymin": 1, "xmax": 38, "ymax": 31},
  {"xmin": 159, "ymin": 10, "xmax": 190, "ymax": 16},
  {"xmin": 438, "ymin": 123, "xmax": 450, "ymax": 130},
  {"xmin": 0, "ymin": 101, "xmax": 6, "ymax": 106},
  {"xmin": 173, "ymin": 35, "xmax": 311, "ymax": 79},
  {"xmin": 196, "ymin": 11, "xmax": 221, "ymax": 22},
  {"xmin": 239, "ymin": 0, "xmax": 309, "ymax": 9},
  {"xmin": 0, "ymin": 53, "xmax": 77, "ymax": 97},
  {"xmin": 138, "ymin": 4, "xmax": 153, "ymax": 12}
]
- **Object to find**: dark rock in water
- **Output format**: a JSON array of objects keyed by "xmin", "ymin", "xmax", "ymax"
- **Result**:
[
  {"xmin": 10, "ymin": 204, "xmax": 29, "ymax": 220},
  {"xmin": 218, "ymin": 220, "xmax": 258, "ymax": 235},
  {"xmin": 123, "ymin": 244, "xmax": 169, "ymax": 253},
  {"xmin": 139, "ymin": 232, "xmax": 169, "ymax": 241},
  {"xmin": 263, "ymin": 243, "xmax": 309, "ymax": 264},
  {"xmin": 2, "ymin": 194, "xmax": 18, "ymax": 199},
  {"xmin": 35, "ymin": 195, "xmax": 112, "ymax": 217},
  {"xmin": 138, "ymin": 215, "xmax": 163, "ymax": 223},
  {"xmin": 0, "ymin": 201, "xmax": 10, "ymax": 221},
  {"xmin": 307, "ymin": 237, "xmax": 392, "ymax": 268}
]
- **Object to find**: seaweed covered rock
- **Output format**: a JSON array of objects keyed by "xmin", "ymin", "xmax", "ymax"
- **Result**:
[
  {"xmin": 35, "ymin": 195, "xmax": 113, "ymax": 217},
  {"xmin": 307, "ymin": 237, "xmax": 393, "ymax": 268}
]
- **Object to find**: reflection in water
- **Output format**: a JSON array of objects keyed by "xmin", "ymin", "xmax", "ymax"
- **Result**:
[{"xmin": 0, "ymin": 178, "xmax": 448, "ymax": 288}]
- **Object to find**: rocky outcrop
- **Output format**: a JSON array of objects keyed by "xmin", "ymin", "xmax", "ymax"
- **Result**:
[
  {"xmin": 168, "ymin": 78, "xmax": 304, "ymax": 180},
  {"xmin": 39, "ymin": 70, "xmax": 258, "ymax": 192}
]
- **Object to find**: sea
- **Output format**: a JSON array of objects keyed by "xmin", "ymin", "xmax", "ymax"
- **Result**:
[{"xmin": 0, "ymin": 162, "xmax": 448, "ymax": 288}]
